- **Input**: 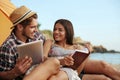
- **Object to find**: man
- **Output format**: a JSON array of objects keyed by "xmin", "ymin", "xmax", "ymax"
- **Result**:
[{"xmin": 0, "ymin": 6, "xmax": 60, "ymax": 80}]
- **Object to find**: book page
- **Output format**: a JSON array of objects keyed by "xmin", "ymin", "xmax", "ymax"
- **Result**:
[{"xmin": 75, "ymin": 48, "xmax": 89, "ymax": 54}]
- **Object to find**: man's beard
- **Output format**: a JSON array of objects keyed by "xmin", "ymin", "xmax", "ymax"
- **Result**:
[{"xmin": 22, "ymin": 31, "xmax": 33, "ymax": 40}]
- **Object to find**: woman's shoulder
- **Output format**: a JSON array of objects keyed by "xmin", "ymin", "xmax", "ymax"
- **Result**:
[{"xmin": 51, "ymin": 44, "xmax": 84, "ymax": 50}]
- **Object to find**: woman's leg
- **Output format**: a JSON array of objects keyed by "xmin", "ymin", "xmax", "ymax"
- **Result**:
[
  {"xmin": 23, "ymin": 58, "xmax": 60, "ymax": 80},
  {"xmin": 77, "ymin": 57, "xmax": 89, "ymax": 74},
  {"xmin": 83, "ymin": 59, "xmax": 120, "ymax": 80},
  {"xmin": 82, "ymin": 74, "xmax": 112, "ymax": 80}
]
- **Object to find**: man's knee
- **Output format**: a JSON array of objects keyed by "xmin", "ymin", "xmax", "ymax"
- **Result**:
[
  {"xmin": 48, "ymin": 58, "xmax": 60, "ymax": 67},
  {"xmin": 45, "ymin": 58, "xmax": 60, "ymax": 73}
]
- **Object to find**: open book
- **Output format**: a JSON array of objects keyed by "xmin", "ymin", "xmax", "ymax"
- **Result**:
[
  {"xmin": 17, "ymin": 40, "xmax": 43, "ymax": 65},
  {"xmin": 68, "ymin": 48, "xmax": 90, "ymax": 70}
]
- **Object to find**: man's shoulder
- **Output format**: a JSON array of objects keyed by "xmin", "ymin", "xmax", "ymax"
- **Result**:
[
  {"xmin": 1, "ymin": 36, "xmax": 16, "ymax": 48},
  {"xmin": 34, "ymin": 31, "xmax": 45, "ymax": 41}
]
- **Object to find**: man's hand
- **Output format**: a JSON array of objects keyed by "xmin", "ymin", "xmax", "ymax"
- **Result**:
[{"xmin": 13, "ymin": 56, "xmax": 32, "ymax": 76}]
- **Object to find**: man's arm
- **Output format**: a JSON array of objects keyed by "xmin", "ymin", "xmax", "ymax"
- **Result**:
[
  {"xmin": 0, "ymin": 56, "xmax": 32, "ymax": 80},
  {"xmin": 0, "ymin": 69, "xmax": 19, "ymax": 80}
]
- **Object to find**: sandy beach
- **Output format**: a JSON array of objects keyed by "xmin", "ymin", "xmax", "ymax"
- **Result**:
[{"xmin": 111, "ymin": 64, "xmax": 120, "ymax": 71}]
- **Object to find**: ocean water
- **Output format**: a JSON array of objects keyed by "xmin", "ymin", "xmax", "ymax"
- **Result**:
[{"xmin": 89, "ymin": 53, "xmax": 120, "ymax": 64}]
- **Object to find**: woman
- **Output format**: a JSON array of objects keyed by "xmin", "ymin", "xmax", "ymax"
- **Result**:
[
  {"xmin": 44, "ymin": 19, "xmax": 89, "ymax": 80},
  {"xmin": 44, "ymin": 19, "xmax": 120, "ymax": 80}
]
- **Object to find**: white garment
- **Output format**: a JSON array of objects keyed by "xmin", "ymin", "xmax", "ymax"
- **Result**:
[
  {"xmin": 25, "ymin": 64, "xmax": 38, "ymax": 75},
  {"xmin": 61, "ymin": 67, "xmax": 81, "ymax": 80},
  {"xmin": 49, "ymin": 45, "xmax": 81, "ymax": 80}
]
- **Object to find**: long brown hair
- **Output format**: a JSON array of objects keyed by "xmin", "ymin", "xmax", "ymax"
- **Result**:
[{"xmin": 54, "ymin": 19, "xmax": 74, "ymax": 45}]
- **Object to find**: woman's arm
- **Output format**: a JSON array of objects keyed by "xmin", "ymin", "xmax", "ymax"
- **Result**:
[{"xmin": 43, "ymin": 39, "xmax": 53, "ymax": 58}]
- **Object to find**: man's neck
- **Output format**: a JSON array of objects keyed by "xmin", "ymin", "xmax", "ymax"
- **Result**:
[{"xmin": 14, "ymin": 31, "xmax": 27, "ymax": 43}]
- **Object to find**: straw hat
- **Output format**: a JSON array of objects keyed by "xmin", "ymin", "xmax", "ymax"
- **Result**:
[{"xmin": 10, "ymin": 6, "xmax": 36, "ymax": 29}]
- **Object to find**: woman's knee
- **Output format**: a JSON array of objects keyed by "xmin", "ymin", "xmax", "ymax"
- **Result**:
[{"xmin": 99, "ymin": 60, "xmax": 111, "ymax": 72}]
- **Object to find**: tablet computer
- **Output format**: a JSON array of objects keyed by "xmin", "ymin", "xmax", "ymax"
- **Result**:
[{"xmin": 17, "ymin": 40, "xmax": 43, "ymax": 65}]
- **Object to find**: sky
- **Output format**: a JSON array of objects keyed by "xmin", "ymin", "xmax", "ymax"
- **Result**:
[{"xmin": 11, "ymin": 0, "xmax": 120, "ymax": 51}]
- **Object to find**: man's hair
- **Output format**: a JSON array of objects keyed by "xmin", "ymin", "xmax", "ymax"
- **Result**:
[{"xmin": 13, "ymin": 14, "xmax": 38, "ymax": 30}]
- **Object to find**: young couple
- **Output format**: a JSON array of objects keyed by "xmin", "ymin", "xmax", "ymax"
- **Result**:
[{"xmin": 0, "ymin": 6, "xmax": 120, "ymax": 80}]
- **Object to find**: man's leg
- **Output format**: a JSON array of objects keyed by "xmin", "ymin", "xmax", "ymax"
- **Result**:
[
  {"xmin": 23, "ymin": 58, "xmax": 60, "ymax": 80},
  {"xmin": 48, "ymin": 70, "xmax": 68, "ymax": 80}
]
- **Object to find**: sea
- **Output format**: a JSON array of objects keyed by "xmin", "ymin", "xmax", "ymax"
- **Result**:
[{"xmin": 89, "ymin": 53, "xmax": 120, "ymax": 64}]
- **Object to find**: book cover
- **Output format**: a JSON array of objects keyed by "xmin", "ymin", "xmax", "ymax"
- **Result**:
[{"xmin": 69, "ymin": 48, "xmax": 90, "ymax": 70}]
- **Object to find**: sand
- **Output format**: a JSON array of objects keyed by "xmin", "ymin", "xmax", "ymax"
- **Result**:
[{"xmin": 111, "ymin": 64, "xmax": 120, "ymax": 71}]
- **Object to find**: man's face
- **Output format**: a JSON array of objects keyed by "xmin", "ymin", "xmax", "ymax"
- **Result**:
[{"xmin": 22, "ymin": 18, "xmax": 38, "ymax": 39}]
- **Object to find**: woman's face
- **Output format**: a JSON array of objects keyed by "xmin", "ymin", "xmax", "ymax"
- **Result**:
[{"xmin": 53, "ymin": 23, "xmax": 66, "ymax": 42}]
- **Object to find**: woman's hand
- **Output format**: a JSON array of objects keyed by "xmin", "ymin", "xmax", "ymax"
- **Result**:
[
  {"xmin": 84, "ymin": 42, "xmax": 93, "ymax": 53},
  {"xmin": 60, "ymin": 54, "xmax": 74, "ymax": 66}
]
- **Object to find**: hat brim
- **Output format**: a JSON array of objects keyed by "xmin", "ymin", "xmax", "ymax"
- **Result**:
[{"xmin": 10, "ymin": 11, "xmax": 36, "ymax": 29}]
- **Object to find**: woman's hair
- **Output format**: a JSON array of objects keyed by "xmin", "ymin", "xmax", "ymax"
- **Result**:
[{"xmin": 54, "ymin": 19, "xmax": 74, "ymax": 45}]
